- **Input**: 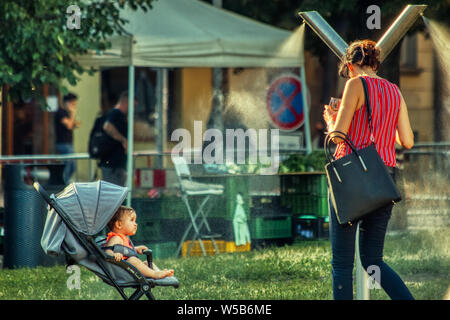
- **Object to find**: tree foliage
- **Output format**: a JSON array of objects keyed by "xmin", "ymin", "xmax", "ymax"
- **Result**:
[{"xmin": 0, "ymin": 0, "xmax": 155, "ymax": 106}]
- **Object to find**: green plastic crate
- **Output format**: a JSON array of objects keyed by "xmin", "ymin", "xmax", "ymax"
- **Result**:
[
  {"xmin": 315, "ymin": 175, "xmax": 328, "ymax": 196},
  {"xmin": 195, "ymin": 176, "xmax": 250, "ymax": 220},
  {"xmin": 146, "ymin": 241, "xmax": 178, "ymax": 259},
  {"xmin": 250, "ymin": 215, "xmax": 292, "ymax": 239},
  {"xmin": 132, "ymin": 197, "xmax": 187, "ymax": 220},
  {"xmin": 133, "ymin": 218, "xmax": 162, "ymax": 242},
  {"xmin": 161, "ymin": 195, "xmax": 188, "ymax": 219},
  {"xmin": 131, "ymin": 198, "xmax": 162, "ymax": 218},
  {"xmin": 280, "ymin": 174, "xmax": 328, "ymax": 217},
  {"xmin": 288, "ymin": 194, "xmax": 328, "ymax": 217},
  {"xmin": 281, "ymin": 174, "xmax": 327, "ymax": 197}
]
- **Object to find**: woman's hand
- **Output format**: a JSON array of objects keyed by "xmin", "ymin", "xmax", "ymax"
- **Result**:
[{"xmin": 323, "ymin": 104, "xmax": 338, "ymax": 131}]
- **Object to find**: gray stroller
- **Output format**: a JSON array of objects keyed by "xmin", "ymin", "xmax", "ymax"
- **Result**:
[{"xmin": 35, "ymin": 180, "xmax": 179, "ymax": 300}]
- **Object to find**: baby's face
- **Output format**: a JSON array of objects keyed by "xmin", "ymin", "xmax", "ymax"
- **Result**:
[{"xmin": 119, "ymin": 211, "xmax": 138, "ymax": 236}]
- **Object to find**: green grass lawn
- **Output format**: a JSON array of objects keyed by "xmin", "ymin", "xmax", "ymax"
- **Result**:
[{"xmin": 0, "ymin": 229, "xmax": 448, "ymax": 300}]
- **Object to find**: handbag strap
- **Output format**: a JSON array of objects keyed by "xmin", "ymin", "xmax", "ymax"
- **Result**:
[
  {"xmin": 360, "ymin": 77, "xmax": 375, "ymax": 143},
  {"xmin": 324, "ymin": 77, "xmax": 374, "ymax": 162},
  {"xmin": 324, "ymin": 130, "xmax": 359, "ymax": 163}
]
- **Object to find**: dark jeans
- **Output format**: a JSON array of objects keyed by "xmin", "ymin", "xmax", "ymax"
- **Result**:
[
  {"xmin": 329, "ymin": 169, "xmax": 414, "ymax": 300},
  {"xmin": 100, "ymin": 166, "xmax": 127, "ymax": 187},
  {"xmin": 55, "ymin": 143, "xmax": 76, "ymax": 184}
]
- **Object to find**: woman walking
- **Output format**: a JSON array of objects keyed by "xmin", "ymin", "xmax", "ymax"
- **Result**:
[{"xmin": 323, "ymin": 39, "xmax": 415, "ymax": 300}]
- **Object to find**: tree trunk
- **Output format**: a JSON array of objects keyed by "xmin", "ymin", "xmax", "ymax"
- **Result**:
[{"xmin": 207, "ymin": 68, "xmax": 225, "ymax": 132}]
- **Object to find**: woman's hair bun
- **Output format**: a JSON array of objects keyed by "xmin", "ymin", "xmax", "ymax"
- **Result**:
[{"xmin": 338, "ymin": 39, "xmax": 381, "ymax": 78}]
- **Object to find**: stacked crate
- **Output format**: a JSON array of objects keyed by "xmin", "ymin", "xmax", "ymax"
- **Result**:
[
  {"xmin": 281, "ymin": 173, "xmax": 328, "ymax": 217},
  {"xmin": 147, "ymin": 241, "xmax": 178, "ymax": 259},
  {"xmin": 280, "ymin": 173, "xmax": 329, "ymax": 240},
  {"xmin": 131, "ymin": 198, "xmax": 163, "ymax": 243},
  {"xmin": 193, "ymin": 175, "xmax": 250, "ymax": 241},
  {"xmin": 249, "ymin": 175, "xmax": 292, "ymax": 246},
  {"xmin": 250, "ymin": 214, "xmax": 292, "ymax": 240},
  {"xmin": 131, "ymin": 197, "xmax": 187, "ymax": 259}
]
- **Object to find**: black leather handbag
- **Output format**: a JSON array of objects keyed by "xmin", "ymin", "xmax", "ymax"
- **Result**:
[{"xmin": 324, "ymin": 77, "xmax": 402, "ymax": 226}]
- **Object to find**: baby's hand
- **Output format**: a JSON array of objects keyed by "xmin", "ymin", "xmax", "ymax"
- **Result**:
[
  {"xmin": 135, "ymin": 245, "xmax": 149, "ymax": 254},
  {"xmin": 113, "ymin": 252, "xmax": 123, "ymax": 261}
]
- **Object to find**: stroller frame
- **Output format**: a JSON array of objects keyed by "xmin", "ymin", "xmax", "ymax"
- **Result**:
[{"xmin": 34, "ymin": 182, "xmax": 179, "ymax": 300}]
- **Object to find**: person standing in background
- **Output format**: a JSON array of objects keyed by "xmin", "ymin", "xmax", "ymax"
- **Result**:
[
  {"xmin": 99, "ymin": 91, "xmax": 131, "ymax": 187},
  {"xmin": 54, "ymin": 93, "xmax": 80, "ymax": 184}
]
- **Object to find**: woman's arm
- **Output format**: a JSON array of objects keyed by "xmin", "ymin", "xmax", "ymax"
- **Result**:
[
  {"xmin": 396, "ymin": 91, "xmax": 414, "ymax": 149},
  {"xmin": 328, "ymin": 77, "xmax": 362, "ymax": 143}
]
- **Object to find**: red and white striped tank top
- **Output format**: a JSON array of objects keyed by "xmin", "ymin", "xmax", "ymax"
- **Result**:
[{"xmin": 334, "ymin": 76, "xmax": 401, "ymax": 167}]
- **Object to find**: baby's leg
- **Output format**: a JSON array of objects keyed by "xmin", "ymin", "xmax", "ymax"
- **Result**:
[
  {"xmin": 143, "ymin": 261, "xmax": 173, "ymax": 276},
  {"xmin": 143, "ymin": 261, "xmax": 160, "ymax": 271},
  {"xmin": 152, "ymin": 263, "xmax": 161, "ymax": 271},
  {"xmin": 127, "ymin": 257, "xmax": 171, "ymax": 279}
]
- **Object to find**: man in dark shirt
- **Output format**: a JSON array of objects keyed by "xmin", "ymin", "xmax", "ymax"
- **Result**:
[
  {"xmin": 54, "ymin": 93, "xmax": 80, "ymax": 184},
  {"xmin": 99, "ymin": 91, "xmax": 131, "ymax": 186}
]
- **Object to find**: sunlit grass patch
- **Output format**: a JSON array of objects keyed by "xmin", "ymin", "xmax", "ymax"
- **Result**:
[{"xmin": 0, "ymin": 229, "xmax": 448, "ymax": 300}]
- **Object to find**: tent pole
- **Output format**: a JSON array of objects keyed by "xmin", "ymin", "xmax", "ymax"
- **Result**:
[
  {"xmin": 126, "ymin": 64, "xmax": 135, "ymax": 206},
  {"xmin": 156, "ymin": 68, "xmax": 168, "ymax": 169},
  {"xmin": 156, "ymin": 69, "xmax": 162, "ymax": 169},
  {"xmin": 299, "ymin": 66, "xmax": 312, "ymax": 154},
  {"xmin": 162, "ymin": 69, "xmax": 168, "ymax": 165}
]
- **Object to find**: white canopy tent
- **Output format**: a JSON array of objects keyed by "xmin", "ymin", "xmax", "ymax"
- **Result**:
[
  {"xmin": 78, "ymin": 0, "xmax": 304, "ymax": 67},
  {"xmin": 78, "ymin": 0, "xmax": 309, "ymax": 204}
]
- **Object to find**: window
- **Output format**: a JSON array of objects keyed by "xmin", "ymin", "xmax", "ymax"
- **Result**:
[
  {"xmin": 101, "ymin": 67, "xmax": 179, "ymax": 143},
  {"xmin": 400, "ymin": 34, "xmax": 419, "ymax": 72}
]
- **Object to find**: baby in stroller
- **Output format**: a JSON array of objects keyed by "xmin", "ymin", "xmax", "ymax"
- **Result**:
[{"xmin": 104, "ymin": 205, "xmax": 174, "ymax": 279}]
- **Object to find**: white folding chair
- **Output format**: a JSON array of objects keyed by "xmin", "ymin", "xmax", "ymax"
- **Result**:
[{"xmin": 172, "ymin": 156, "xmax": 224, "ymax": 257}]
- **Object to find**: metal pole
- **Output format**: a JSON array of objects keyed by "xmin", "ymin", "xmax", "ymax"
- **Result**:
[
  {"xmin": 376, "ymin": 5, "xmax": 427, "ymax": 63},
  {"xmin": 89, "ymin": 158, "xmax": 94, "ymax": 181},
  {"xmin": 355, "ymin": 223, "xmax": 370, "ymax": 300},
  {"xmin": 298, "ymin": 11, "xmax": 348, "ymax": 60},
  {"xmin": 126, "ymin": 64, "xmax": 135, "ymax": 206},
  {"xmin": 162, "ymin": 69, "xmax": 169, "ymax": 167},
  {"xmin": 299, "ymin": 67, "xmax": 312, "ymax": 154},
  {"xmin": 155, "ymin": 68, "xmax": 168, "ymax": 169},
  {"xmin": 156, "ymin": 69, "xmax": 162, "ymax": 169}
]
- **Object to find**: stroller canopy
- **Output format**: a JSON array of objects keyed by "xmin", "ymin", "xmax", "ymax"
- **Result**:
[
  {"xmin": 41, "ymin": 180, "xmax": 128, "ymax": 257},
  {"xmin": 55, "ymin": 180, "xmax": 128, "ymax": 235},
  {"xmin": 37, "ymin": 180, "xmax": 179, "ymax": 299}
]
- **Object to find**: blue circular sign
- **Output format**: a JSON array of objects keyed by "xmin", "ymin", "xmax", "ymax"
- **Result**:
[{"xmin": 266, "ymin": 75, "xmax": 304, "ymax": 131}]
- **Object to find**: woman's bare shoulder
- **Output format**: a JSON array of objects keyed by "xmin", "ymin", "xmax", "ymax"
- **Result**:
[
  {"xmin": 343, "ymin": 77, "xmax": 364, "ymax": 95},
  {"xmin": 347, "ymin": 76, "xmax": 364, "ymax": 87}
]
